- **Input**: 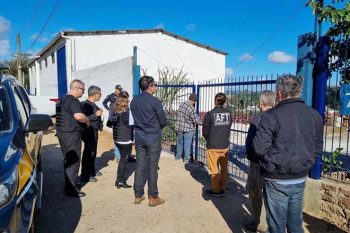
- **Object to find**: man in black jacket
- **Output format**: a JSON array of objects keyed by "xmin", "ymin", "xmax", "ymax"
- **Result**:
[
  {"xmin": 81, "ymin": 86, "xmax": 103, "ymax": 183},
  {"xmin": 245, "ymin": 90, "xmax": 274, "ymax": 232},
  {"xmin": 130, "ymin": 76, "xmax": 167, "ymax": 207},
  {"xmin": 202, "ymin": 93, "xmax": 232, "ymax": 197},
  {"xmin": 252, "ymin": 75, "xmax": 323, "ymax": 233}
]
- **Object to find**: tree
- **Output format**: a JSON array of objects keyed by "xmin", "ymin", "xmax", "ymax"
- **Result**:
[
  {"xmin": 309, "ymin": 0, "xmax": 350, "ymax": 83},
  {"xmin": 5, "ymin": 54, "xmax": 31, "ymax": 88}
]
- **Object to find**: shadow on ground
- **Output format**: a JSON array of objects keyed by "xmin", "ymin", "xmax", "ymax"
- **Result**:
[
  {"xmin": 185, "ymin": 163, "xmax": 251, "ymax": 233},
  {"xmin": 303, "ymin": 213, "xmax": 348, "ymax": 233},
  {"xmin": 36, "ymin": 144, "xmax": 82, "ymax": 233}
]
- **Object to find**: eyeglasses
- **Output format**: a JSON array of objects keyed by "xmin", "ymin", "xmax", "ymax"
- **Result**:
[
  {"xmin": 151, "ymin": 83, "xmax": 157, "ymax": 87},
  {"xmin": 76, "ymin": 87, "xmax": 85, "ymax": 92}
]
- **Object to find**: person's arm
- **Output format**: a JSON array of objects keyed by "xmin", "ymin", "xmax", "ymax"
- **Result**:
[
  {"xmin": 190, "ymin": 107, "xmax": 201, "ymax": 125},
  {"xmin": 245, "ymin": 124, "xmax": 257, "ymax": 161},
  {"xmin": 102, "ymin": 94, "xmax": 110, "ymax": 110},
  {"xmin": 252, "ymin": 113, "xmax": 275, "ymax": 158},
  {"xmin": 71, "ymin": 99, "xmax": 90, "ymax": 126},
  {"xmin": 202, "ymin": 113, "xmax": 210, "ymax": 140},
  {"xmin": 154, "ymin": 98, "xmax": 167, "ymax": 129}
]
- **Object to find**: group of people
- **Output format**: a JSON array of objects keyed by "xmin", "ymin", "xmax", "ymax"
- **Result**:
[
  {"xmin": 56, "ymin": 74, "xmax": 324, "ymax": 233},
  {"xmin": 175, "ymin": 74, "xmax": 323, "ymax": 233},
  {"xmin": 56, "ymin": 76, "xmax": 167, "ymax": 207}
]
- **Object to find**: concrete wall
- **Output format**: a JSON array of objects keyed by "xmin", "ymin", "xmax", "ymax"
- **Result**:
[
  {"xmin": 72, "ymin": 33, "xmax": 225, "ymax": 82},
  {"xmin": 304, "ymin": 178, "xmax": 350, "ymax": 232},
  {"xmin": 73, "ymin": 57, "xmax": 133, "ymax": 126}
]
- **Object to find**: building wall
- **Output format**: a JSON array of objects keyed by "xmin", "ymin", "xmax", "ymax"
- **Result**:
[
  {"xmin": 29, "ymin": 39, "xmax": 65, "ymax": 96},
  {"xmin": 72, "ymin": 32, "xmax": 225, "ymax": 82}
]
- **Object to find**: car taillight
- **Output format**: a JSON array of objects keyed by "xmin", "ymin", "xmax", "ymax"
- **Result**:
[{"xmin": 49, "ymin": 98, "xmax": 59, "ymax": 103}]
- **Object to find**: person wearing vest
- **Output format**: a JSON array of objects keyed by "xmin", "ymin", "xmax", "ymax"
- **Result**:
[
  {"xmin": 202, "ymin": 93, "xmax": 232, "ymax": 198},
  {"xmin": 111, "ymin": 92, "xmax": 134, "ymax": 188},
  {"xmin": 103, "ymin": 84, "xmax": 123, "ymax": 162},
  {"xmin": 81, "ymin": 86, "xmax": 104, "ymax": 183},
  {"xmin": 56, "ymin": 79, "xmax": 90, "ymax": 198}
]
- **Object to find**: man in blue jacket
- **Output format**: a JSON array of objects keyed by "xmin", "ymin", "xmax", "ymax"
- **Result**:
[
  {"xmin": 253, "ymin": 75, "xmax": 324, "ymax": 233},
  {"xmin": 130, "ymin": 76, "xmax": 167, "ymax": 207}
]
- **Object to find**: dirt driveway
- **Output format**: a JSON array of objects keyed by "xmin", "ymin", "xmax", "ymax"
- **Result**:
[{"xmin": 36, "ymin": 130, "xmax": 344, "ymax": 233}]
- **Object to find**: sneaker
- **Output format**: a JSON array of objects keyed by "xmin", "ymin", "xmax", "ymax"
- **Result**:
[
  {"xmin": 134, "ymin": 196, "xmax": 145, "ymax": 204},
  {"xmin": 205, "ymin": 190, "xmax": 225, "ymax": 197},
  {"xmin": 149, "ymin": 196, "xmax": 165, "ymax": 207}
]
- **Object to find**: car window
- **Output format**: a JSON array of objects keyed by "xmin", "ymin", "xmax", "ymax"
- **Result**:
[
  {"xmin": 12, "ymin": 85, "xmax": 28, "ymax": 127},
  {"xmin": 0, "ymin": 85, "xmax": 12, "ymax": 132},
  {"xmin": 15, "ymin": 85, "xmax": 31, "ymax": 114}
]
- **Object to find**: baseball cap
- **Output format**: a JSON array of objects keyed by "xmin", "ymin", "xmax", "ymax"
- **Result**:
[{"xmin": 115, "ymin": 85, "xmax": 123, "ymax": 91}]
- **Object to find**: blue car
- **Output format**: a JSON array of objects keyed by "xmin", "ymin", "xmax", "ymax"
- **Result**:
[{"xmin": 0, "ymin": 74, "xmax": 52, "ymax": 233}]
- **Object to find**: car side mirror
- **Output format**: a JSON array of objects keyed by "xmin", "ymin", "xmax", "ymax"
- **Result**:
[{"xmin": 25, "ymin": 114, "xmax": 53, "ymax": 133}]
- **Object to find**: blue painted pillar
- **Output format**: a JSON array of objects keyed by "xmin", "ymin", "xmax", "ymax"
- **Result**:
[
  {"xmin": 312, "ymin": 36, "xmax": 329, "ymax": 120},
  {"xmin": 297, "ymin": 33, "xmax": 317, "ymax": 107},
  {"xmin": 132, "ymin": 46, "xmax": 141, "ymax": 97}
]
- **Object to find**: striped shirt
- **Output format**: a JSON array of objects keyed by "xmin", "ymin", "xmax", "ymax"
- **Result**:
[{"xmin": 175, "ymin": 101, "xmax": 201, "ymax": 132}]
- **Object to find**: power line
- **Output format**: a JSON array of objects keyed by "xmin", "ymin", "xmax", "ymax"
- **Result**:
[
  {"xmin": 213, "ymin": 0, "xmax": 308, "ymax": 80},
  {"xmin": 30, "ymin": 0, "xmax": 62, "ymax": 50}
]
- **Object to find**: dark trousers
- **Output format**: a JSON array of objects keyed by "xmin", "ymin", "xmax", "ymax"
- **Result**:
[
  {"xmin": 115, "ymin": 143, "xmax": 132, "ymax": 183},
  {"xmin": 133, "ymin": 140, "xmax": 161, "ymax": 198},
  {"xmin": 81, "ymin": 128, "xmax": 98, "ymax": 181},
  {"xmin": 57, "ymin": 131, "xmax": 82, "ymax": 192}
]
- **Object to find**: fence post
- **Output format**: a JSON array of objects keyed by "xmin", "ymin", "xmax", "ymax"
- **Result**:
[
  {"xmin": 195, "ymin": 85, "xmax": 200, "ymax": 159},
  {"xmin": 310, "ymin": 36, "xmax": 330, "ymax": 180}
]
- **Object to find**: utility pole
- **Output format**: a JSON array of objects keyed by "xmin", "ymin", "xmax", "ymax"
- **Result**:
[{"xmin": 17, "ymin": 33, "xmax": 22, "ymax": 84}]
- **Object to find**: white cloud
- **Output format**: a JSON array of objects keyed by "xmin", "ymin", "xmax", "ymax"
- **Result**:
[
  {"xmin": 238, "ymin": 53, "xmax": 253, "ymax": 62},
  {"xmin": 268, "ymin": 51, "xmax": 294, "ymax": 64},
  {"xmin": 155, "ymin": 22, "xmax": 165, "ymax": 29},
  {"xmin": 185, "ymin": 23, "xmax": 196, "ymax": 32},
  {"xmin": 0, "ymin": 40, "xmax": 10, "ymax": 56},
  {"xmin": 26, "ymin": 48, "xmax": 41, "ymax": 57},
  {"xmin": 225, "ymin": 67, "xmax": 234, "ymax": 78},
  {"xmin": 0, "ymin": 16, "xmax": 10, "ymax": 38},
  {"xmin": 30, "ymin": 33, "xmax": 50, "ymax": 43}
]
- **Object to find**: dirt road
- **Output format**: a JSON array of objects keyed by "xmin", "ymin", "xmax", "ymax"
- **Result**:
[{"xmin": 36, "ymin": 131, "xmax": 344, "ymax": 233}]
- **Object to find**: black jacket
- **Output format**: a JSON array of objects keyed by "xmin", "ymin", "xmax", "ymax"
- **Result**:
[
  {"xmin": 202, "ymin": 106, "xmax": 232, "ymax": 149},
  {"xmin": 82, "ymin": 100, "xmax": 103, "ymax": 131},
  {"xmin": 252, "ymin": 98, "xmax": 324, "ymax": 180},
  {"xmin": 111, "ymin": 111, "xmax": 133, "ymax": 143},
  {"xmin": 103, "ymin": 93, "xmax": 117, "ymax": 110},
  {"xmin": 130, "ymin": 92, "xmax": 167, "ymax": 146},
  {"xmin": 245, "ymin": 112, "xmax": 263, "ymax": 163}
]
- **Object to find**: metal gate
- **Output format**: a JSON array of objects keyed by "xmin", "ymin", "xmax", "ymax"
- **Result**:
[{"xmin": 157, "ymin": 75, "xmax": 276, "ymax": 181}]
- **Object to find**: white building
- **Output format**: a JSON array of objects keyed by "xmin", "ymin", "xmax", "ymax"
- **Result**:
[{"xmin": 28, "ymin": 29, "xmax": 227, "ymax": 99}]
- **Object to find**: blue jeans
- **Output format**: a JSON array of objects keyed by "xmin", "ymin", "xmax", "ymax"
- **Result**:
[
  {"xmin": 176, "ymin": 131, "xmax": 194, "ymax": 162},
  {"xmin": 263, "ymin": 180, "xmax": 306, "ymax": 233},
  {"xmin": 114, "ymin": 145, "xmax": 121, "ymax": 160}
]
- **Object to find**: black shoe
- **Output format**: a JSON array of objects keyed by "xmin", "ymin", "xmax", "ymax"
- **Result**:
[
  {"xmin": 115, "ymin": 182, "xmax": 132, "ymax": 189},
  {"xmin": 205, "ymin": 190, "xmax": 225, "ymax": 197},
  {"xmin": 65, "ymin": 188, "xmax": 86, "ymax": 198},
  {"xmin": 95, "ymin": 172, "xmax": 102, "ymax": 176}
]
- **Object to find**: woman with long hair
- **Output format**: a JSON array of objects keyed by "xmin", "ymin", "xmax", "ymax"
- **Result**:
[{"xmin": 111, "ymin": 92, "xmax": 133, "ymax": 188}]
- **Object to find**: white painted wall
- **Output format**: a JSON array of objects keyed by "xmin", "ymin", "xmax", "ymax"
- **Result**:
[
  {"xmin": 73, "ymin": 57, "xmax": 133, "ymax": 125},
  {"xmin": 72, "ymin": 32, "xmax": 225, "ymax": 82},
  {"xmin": 37, "ymin": 53, "xmax": 58, "ymax": 96}
]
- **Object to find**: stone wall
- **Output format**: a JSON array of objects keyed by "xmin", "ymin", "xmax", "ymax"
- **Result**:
[{"xmin": 320, "ymin": 180, "xmax": 350, "ymax": 232}]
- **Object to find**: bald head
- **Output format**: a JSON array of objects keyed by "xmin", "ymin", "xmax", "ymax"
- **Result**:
[{"xmin": 69, "ymin": 79, "xmax": 85, "ymax": 98}]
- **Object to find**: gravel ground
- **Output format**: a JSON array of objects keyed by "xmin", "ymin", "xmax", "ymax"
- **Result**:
[{"xmin": 35, "ymin": 130, "xmax": 345, "ymax": 233}]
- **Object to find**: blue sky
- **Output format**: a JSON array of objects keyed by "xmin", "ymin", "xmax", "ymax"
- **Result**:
[{"xmin": 1, "ymin": 0, "xmax": 324, "ymax": 77}]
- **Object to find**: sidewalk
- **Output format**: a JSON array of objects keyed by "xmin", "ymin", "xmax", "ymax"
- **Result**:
[{"xmin": 36, "ymin": 131, "xmax": 343, "ymax": 233}]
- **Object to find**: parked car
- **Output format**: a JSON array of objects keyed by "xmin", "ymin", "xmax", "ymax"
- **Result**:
[
  {"xmin": 28, "ymin": 95, "xmax": 58, "ymax": 117},
  {"xmin": 0, "ymin": 74, "xmax": 52, "ymax": 232}
]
